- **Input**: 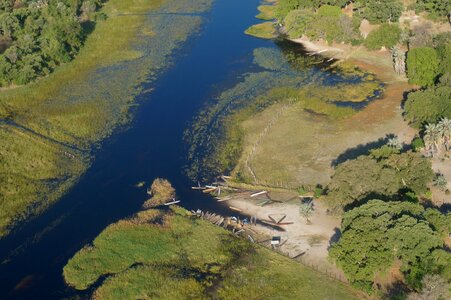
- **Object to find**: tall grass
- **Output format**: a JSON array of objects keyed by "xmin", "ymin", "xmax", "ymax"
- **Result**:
[
  {"xmin": 64, "ymin": 205, "xmax": 361, "ymax": 299},
  {"xmin": 0, "ymin": 0, "xmax": 212, "ymax": 237}
]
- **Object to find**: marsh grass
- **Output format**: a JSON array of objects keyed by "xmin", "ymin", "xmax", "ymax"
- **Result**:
[
  {"xmin": 0, "ymin": 0, "xmax": 212, "ymax": 237},
  {"xmin": 64, "ymin": 205, "xmax": 360, "ymax": 299},
  {"xmin": 245, "ymin": 22, "xmax": 276, "ymax": 39},
  {"xmin": 256, "ymin": 5, "xmax": 276, "ymax": 21},
  {"xmin": 185, "ymin": 46, "xmax": 381, "ymax": 183}
]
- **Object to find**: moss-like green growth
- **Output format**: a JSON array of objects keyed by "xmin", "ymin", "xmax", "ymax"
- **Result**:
[
  {"xmin": 256, "ymin": 5, "xmax": 276, "ymax": 20},
  {"xmin": 245, "ymin": 22, "xmax": 276, "ymax": 39}
]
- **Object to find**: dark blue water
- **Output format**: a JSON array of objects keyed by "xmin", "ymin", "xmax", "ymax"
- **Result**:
[{"xmin": 0, "ymin": 0, "xmax": 272, "ymax": 298}]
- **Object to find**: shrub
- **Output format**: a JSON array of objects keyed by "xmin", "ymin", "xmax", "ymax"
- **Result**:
[
  {"xmin": 411, "ymin": 137, "xmax": 425, "ymax": 151},
  {"xmin": 406, "ymin": 47, "xmax": 439, "ymax": 86},
  {"xmin": 364, "ymin": 24, "xmax": 401, "ymax": 50},
  {"xmin": 404, "ymin": 75, "xmax": 451, "ymax": 127},
  {"xmin": 330, "ymin": 200, "xmax": 443, "ymax": 291}
]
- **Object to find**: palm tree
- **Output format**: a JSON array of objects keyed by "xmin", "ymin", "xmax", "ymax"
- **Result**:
[
  {"xmin": 438, "ymin": 118, "xmax": 451, "ymax": 151},
  {"xmin": 424, "ymin": 123, "xmax": 441, "ymax": 156},
  {"xmin": 387, "ymin": 136, "xmax": 402, "ymax": 150},
  {"xmin": 391, "ymin": 46, "xmax": 406, "ymax": 76}
]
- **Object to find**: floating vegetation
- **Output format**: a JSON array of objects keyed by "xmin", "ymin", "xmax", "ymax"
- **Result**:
[
  {"xmin": 185, "ymin": 41, "xmax": 383, "ymax": 182},
  {"xmin": 245, "ymin": 22, "xmax": 277, "ymax": 39},
  {"xmin": 0, "ymin": 0, "xmax": 212, "ymax": 237}
]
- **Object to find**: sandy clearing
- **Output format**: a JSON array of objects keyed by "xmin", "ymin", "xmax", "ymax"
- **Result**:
[{"xmin": 226, "ymin": 194, "xmax": 347, "ymax": 280}]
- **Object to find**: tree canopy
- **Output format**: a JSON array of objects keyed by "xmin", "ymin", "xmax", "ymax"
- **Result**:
[
  {"xmin": 326, "ymin": 150, "xmax": 434, "ymax": 212},
  {"xmin": 364, "ymin": 23, "xmax": 401, "ymax": 50},
  {"xmin": 406, "ymin": 47, "xmax": 440, "ymax": 86},
  {"xmin": 0, "ymin": 0, "xmax": 105, "ymax": 86},
  {"xmin": 404, "ymin": 74, "xmax": 451, "ymax": 127},
  {"xmin": 354, "ymin": 0, "xmax": 404, "ymax": 24},
  {"xmin": 329, "ymin": 200, "xmax": 444, "ymax": 291}
]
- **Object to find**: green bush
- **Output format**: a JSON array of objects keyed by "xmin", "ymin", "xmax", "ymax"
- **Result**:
[
  {"xmin": 284, "ymin": 9, "xmax": 314, "ymax": 38},
  {"xmin": 364, "ymin": 24, "xmax": 401, "ymax": 50},
  {"xmin": 317, "ymin": 5, "xmax": 341, "ymax": 17},
  {"xmin": 406, "ymin": 47, "xmax": 439, "ymax": 86},
  {"xmin": 404, "ymin": 75, "xmax": 451, "ymax": 127},
  {"xmin": 361, "ymin": 0, "xmax": 404, "ymax": 24},
  {"xmin": 411, "ymin": 137, "xmax": 425, "ymax": 151},
  {"xmin": 326, "ymin": 150, "xmax": 434, "ymax": 211},
  {"xmin": 330, "ymin": 200, "xmax": 443, "ymax": 291}
]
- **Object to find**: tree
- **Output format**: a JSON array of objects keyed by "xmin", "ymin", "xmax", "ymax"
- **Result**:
[
  {"xmin": 407, "ymin": 274, "xmax": 450, "ymax": 300},
  {"xmin": 404, "ymin": 75, "xmax": 451, "ymax": 127},
  {"xmin": 391, "ymin": 46, "xmax": 406, "ymax": 75},
  {"xmin": 414, "ymin": 0, "xmax": 451, "ymax": 19},
  {"xmin": 438, "ymin": 117, "xmax": 451, "ymax": 151},
  {"xmin": 406, "ymin": 47, "xmax": 439, "ymax": 86},
  {"xmin": 329, "ymin": 200, "xmax": 443, "ymax": 291},
  {"xmin": 299, "ymin": 201, "xmax": 314, "ymax": 224},
  {"xmin": 364, "ymin": 23, "xmax": 401, "ymax": 50},
  {"xmin": 424, "ymin": 118, "xmax": 451, "ymax": 156},
  {"xmin": 424, "ymin": 123, "xmax": 441, "ymax": 156},
  {"xmin": 326, "ymin": 150, "xmax": 434, "ymax": 212},
  {"xmin": 361, "ymin": 0, "xmax": 404, "ymax": 24}
]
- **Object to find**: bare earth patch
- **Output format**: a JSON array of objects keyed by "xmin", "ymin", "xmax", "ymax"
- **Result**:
[{"xmin": 226, "ymin": 194, "xmax": 348, "ymax": 281}]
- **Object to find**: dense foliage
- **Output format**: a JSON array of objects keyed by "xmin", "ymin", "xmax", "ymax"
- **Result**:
[
  {"xmin": 413, "ymin": 0, "xmax": 451, "ymax": 19},
  {"xmin": 283, "ymin": 5, "xmax": 360, "ymax": 43},
  {"xmin": 275, "ymin": 0, "xmax": 349, "ymax": 20},
  {"xmin": 354, "ymin": 0, "xmax": 403, "ymax": 24},
  {"xmin": 0, "ymin": 0, "xmax": 104, "ymax": 86},
  {"xmin": 364, "ymin": 23, "xmax": 401, "ymax": 50},
  {"xmin": 330, "ymin": 200, "xmax": 444, "ymax": 292},
  {"xmin": 404, "ymin": 73, "xmax": 451, "ymax": 127},
  {"xmin": 326, "ymin": 149, "xmax": 434, "ymax": 211},
  {"xmin": 406, "ymin": 47, "xmax": 440, "ymax": 86}
]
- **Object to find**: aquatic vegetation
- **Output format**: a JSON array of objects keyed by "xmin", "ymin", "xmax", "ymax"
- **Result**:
[
  {"xmin": 0, "ymin": 0, "xmax": 212, "ymax": 237},
  {"xmin": 185, "ymin": 43, "xmax": 382, "ymax": 182},
  {"xmin": 245, "ymin": 22, "xmax": 277, "ymax": 39},
  {"xmin": 64, "ymin": 195, "xmax": 360, "ymax": 299},
  {"xmin": 256, "ymin": 5, "xmax": 276, "ymax": 20}
]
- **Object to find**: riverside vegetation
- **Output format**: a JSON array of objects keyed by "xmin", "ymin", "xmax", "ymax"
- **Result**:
[
  {"xmin": 64, "ymin": 179, "xmax": 362, "ymax": 299},
  {"xmin": 186, "ymin": 0, "xmax": 450, "ymax": 298},
  {"xmin": 0, "ymin": 0, "xmax": 212, "ymax": 237}
]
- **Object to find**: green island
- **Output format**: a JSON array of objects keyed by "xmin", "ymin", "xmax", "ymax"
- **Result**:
[
  {"xmin": 64, "ymin": 179, "xmax": 362, "ymax": 299},
  {"xmin": 0, "ymin": 0, "xmax": 211, "ymax": 237}
]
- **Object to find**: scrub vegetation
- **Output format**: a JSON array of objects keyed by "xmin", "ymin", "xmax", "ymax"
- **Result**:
[
  {"xmin": 0, "ymin": 0, "xmax": 211, "ymax": 237},
  {"xmin": 64, "ymin": 180, "xmax": 361, "ymax": 299}
]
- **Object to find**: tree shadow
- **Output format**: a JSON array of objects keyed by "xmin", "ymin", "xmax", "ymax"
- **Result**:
[
  {"xmin": 331, "ymin": 134, "xmax": 396, "ymax": 167},
  {"xmin": 82, "ymin": 21, "xmax": 97, "ymax": 38},
  {"xmin": 381, "ymin": 280, "xmax": 410, "ymax": 300},
  {"xmin": 421, "ymin": 198, "xmax": 451, "ymax": 214},
  {"xmin": 327, "ymin": 227, "xmax": 341, "ymax": 250}
]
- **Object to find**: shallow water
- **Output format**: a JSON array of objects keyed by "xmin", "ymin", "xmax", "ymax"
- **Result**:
[{"xmin": 0, "ymin": 0, "xmax": 373, "ymax": 298}]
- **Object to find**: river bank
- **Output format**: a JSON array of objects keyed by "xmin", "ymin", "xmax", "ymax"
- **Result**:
[{"xmin": 0, "ymin": 0, "xmax": 212, "ymax": 238}]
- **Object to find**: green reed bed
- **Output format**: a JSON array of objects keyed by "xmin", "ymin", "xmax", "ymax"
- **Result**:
[
  {"xmin": 64, "ymin": 204, "xmax": 360, "ymax": 299},
  {"xmin": 0, "ymin": 0, "xmax": 212, "ymax": 237},
  {"xmin": 185, "ymin": 46, "xmax": 381, "ymax": 183}
]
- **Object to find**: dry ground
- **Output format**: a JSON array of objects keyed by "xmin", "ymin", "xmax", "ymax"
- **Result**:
[{"xmin": 225, "ymin": 193, "xmax": 348, "ymax": 281}]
